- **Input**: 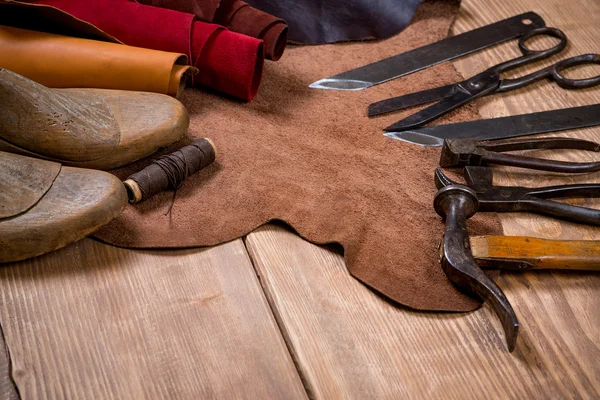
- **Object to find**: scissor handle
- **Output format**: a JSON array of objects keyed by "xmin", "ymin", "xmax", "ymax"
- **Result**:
[
  {"xmin": 498, "ymin": 53, "xmax": 600, "ymax": 92},
  {"xmin": 491, "ymin": 27, "xmax": 567, "ymax": 74},
  {"xmin": 552, "ymin": 54, "xmax": 600, "ymax": 89}
]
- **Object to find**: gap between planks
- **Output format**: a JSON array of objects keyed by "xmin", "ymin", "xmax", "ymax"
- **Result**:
[{"xmin": 242, "ymin": 235, "xmax": 317, "ymax": 400}]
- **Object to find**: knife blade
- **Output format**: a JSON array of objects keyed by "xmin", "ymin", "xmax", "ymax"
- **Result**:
[
  {"xmin": 309, "ymin": 12, "xmax": 546, "ymax": 91},
  {"xmin": 384, "ymin": 104, "xmax": 600, "ymax": 146}
]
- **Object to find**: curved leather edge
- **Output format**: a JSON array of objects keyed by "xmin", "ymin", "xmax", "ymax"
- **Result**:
[{"xmin": 169, "ymin": 56, "xmax": 198, "ymax": 98}]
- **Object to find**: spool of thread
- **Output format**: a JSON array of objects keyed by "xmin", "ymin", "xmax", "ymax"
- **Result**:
[{"xmin": 123, "ymin": 138, "xmax": 217, "ymax": 203}]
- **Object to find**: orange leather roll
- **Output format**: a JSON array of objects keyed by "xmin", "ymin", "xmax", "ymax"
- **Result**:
[{"xmin": 0, "ymin": 25, "xmax": 196, "ymax": 97}]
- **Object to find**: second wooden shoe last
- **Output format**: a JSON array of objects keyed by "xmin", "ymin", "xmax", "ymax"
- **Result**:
[{"xmin": 0, "ymin": 151, "xmax": 128, "ymax": 263}]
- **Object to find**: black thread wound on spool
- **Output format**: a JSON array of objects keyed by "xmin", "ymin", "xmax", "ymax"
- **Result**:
[{"xmin": 126, "ymin": 138, "xmax": 216, "ymax": 209}]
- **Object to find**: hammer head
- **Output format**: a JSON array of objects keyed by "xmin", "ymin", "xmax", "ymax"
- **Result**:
[{"xmin": 434, "ymin": 169, "xmax": 520, "ymax": 352}]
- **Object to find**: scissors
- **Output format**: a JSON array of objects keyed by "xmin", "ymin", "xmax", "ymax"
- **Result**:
[{"xmin": 368, "ymin": 27, "xmax": 600, "ymax": 132}]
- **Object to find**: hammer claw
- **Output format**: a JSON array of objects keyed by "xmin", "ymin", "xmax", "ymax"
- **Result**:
[
  {"xmin": 434, "ymin": 183, "xmax": 520, "ymax": 351},
  {"xmin": 434, "ymin": 168, "xmax": 459, "ymax": 189},
  {"xmin": 442, "ymin": 253, "xmax": 520, "ymax": 351}
]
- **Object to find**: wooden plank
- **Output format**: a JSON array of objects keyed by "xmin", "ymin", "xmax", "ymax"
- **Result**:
[
  {"xmin": 245, "ymin": 0, "xmax": 600, "ymax": 397},
  {"xmin": 246, "ymin": 224, "xmax": 600, "ymax": 399},
  {"xmin": 0, "ymin": 326, "xmax": 18, "ymax": 400},
  {"xmin": 0, "ymin": 238, "xmax": 307, "ymax": 399}
]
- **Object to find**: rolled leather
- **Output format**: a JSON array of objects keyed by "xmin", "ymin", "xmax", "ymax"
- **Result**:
[
  {"xmin": 23, "ymin": 0, "xmax": 265, "ymax": 101},
  {"xmin": 137, "ymin": 0, "xmax": 288, "ymax": 61},
  {"xmin": 0, "ymin": 25, "xmax": 194, "ymax": 97}
]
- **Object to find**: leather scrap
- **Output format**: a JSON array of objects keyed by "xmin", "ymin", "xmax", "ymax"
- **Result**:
[
  {"xmin": 0, "ymin": 24, "xmax": 192, "ymax": 97},
  {"xmin": 23, "ymin": 0, "xmax": 266, "ymax": 101},
  {"xmin": 94, "ymin": 0, "xmax": 503, "ymax": 313},
  {"xmin": 246, "ymin": 0, "xmax": 423, "ymax": 44}
]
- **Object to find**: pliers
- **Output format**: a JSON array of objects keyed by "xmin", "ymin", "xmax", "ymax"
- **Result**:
[
  {"xmin": 435, "ymin": 166, "xmax": 600, "ymax": 225},
  {"xmin": 439, "ymin": 136, "xmax": 600, "ymax": 173}
]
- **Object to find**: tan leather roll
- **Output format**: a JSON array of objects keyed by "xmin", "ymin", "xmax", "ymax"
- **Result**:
[{"xmin": 0, "ymin": 25, "xmax": 196, "ymax": 97}]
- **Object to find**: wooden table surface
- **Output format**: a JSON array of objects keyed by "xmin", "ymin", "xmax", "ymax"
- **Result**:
[{"xmin": 1, "ymin": 0, "xmax": 598, "ymax": 398}]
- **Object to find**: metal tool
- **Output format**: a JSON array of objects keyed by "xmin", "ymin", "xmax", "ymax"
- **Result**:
[
  {"xmin": 434, "ymin": 169, "xmax": 600, "ymax": 351},
  {"xmin": 384, "ymin": 103, "xmax": 600, "ymax": 147},
  {"xmin": 434, "ymin": 183, "xmax": 520, "ymax": 351},
  {"xmin": 309, "ymin": 12, "xmax": 547, "ymax": 90},
  {"xmin": 469, "ymin": 235, "xmax": 600, "ymax": 271},
  {"xmin": 436, "ymin": 166, "xmax": 600, "ymax": 225},
  {"xmin": 374, "ymin": 45, "xmax": 600, "ymax": 131},
  {"xmin": 439, "ymin": 137, "xmax": 600, "ymax": 172}
]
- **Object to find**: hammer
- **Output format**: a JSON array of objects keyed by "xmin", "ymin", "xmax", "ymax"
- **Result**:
[
  {"xmin": 434, "ymin": 183, "xmax": 600, "ymax": 351},
  {"xmin": 434, "ymin": 183, "xmax": 521, "ymax": 351}
]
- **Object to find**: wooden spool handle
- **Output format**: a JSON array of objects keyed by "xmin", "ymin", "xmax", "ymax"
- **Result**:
[
  {"xmin": 471, "ymin": 236, "xmax": 600, "ymax": 271},
  {"xmin": 123, "ymin": 137, "xmax": 217, "ymax": 204}
]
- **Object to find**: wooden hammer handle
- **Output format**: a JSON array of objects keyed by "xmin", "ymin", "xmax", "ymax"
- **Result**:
[{"xmin": 471, "ymin": 236, "xmax": 600, "ymax": 271}]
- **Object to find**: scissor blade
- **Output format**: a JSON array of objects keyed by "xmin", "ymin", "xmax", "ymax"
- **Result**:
[
  {"xmin": 368, "ymin": 84, "xmax": 457, "ymax": 117},
  {"xmin": 309, "ymin": 12, "xmax": 546, "ymax": 90},
  {"xmin": 384, "ymin": 88, "xmax": 479, "ymax": 131},
  {"xmin": 384, "ymin": 103, "xmax": 600, "ymax": 145}
]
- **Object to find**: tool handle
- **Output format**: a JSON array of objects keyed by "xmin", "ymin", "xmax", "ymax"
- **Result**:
[
  {"xmin": 518, "ymin": 196, "xmax": 600, "ymax": 225},
  {"xmin": 499, "ymin": 53, "xmax": 600, "ymax": 92},
  {"xmin": 492, "ymin": 27, "xmax": 566, "ymax": 80},
  {"xmin": 482, "ymin": 151, "xmax": 600, "ymax": 173},
  {"xmin": 479, "ymin": 137, "xmax": 600, "ymax": 153},
  {"xmin": 472, "ymin": 236, "xmax": 600, "ymax": 270}
]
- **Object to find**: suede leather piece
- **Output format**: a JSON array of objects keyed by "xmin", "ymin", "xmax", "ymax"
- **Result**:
[
  {"xmin": 95, "ymin": 0, "xmax": 502, "ymax": 312},
  {"xmin": 137, "ymin": 0, "xmax": 288, "ymax": 61},
  {"xmin": 26, "ymin": 0, "xmax": 265, "ymax": 101},
  {"xmin": 0, "ymin": 25, "xmax": 191, "ymax": 97},
  {"xmin": 246, "ymin": 0, "xmax": 423, "ymax": 44}
]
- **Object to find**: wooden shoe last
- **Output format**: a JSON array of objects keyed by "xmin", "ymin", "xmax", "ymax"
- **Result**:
[
  {"xmin": 0, "ymin": 152, "xmax": 128, "ymax": 263},
  {"xmin": 0, "ymin": 68, "xmax": 189, "ymax": 170}
]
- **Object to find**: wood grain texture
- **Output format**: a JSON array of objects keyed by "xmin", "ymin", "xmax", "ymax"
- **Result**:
[
  {"xmin": 0, "ymin": 325, "xmax": 19, "ymax": 400},
  {"xmin": 244, "ymin": 0, "xmax": 600, "ymax": 397},
  {"xmin": 0, "ymin": 164, "xmax": 128, "ymax": 263},
  {"xmin": 246, "ymin": 224, "xmax": 600, "ymax": 399},
  {"xmin": 0, "ymin": 238, "xmax": 307, "ymax": 399},
  {"xmin": 0, "ymin": 151, "xmax": 60, "ymax": 218},
  {"xmin": 471, "ymin": 236, "xmax": 600, "ymax": 270}
]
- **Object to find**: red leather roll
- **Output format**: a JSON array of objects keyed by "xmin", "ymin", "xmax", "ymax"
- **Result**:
[
  {"xmin": 213, "ymin": 0, "xmax": 287, "ymax": 61},
  {"xmin": 135, "ymin": 0, "xmax": 287, "ymax": 61},
  {"xmin": 28, "ymin": 0, "xmax": 264, "ymax": 100}
]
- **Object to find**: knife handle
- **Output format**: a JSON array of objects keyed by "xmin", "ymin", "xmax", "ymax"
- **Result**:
[{"xmin": 471, "ymin": 236, "xmax": 600, "ymax": 271}]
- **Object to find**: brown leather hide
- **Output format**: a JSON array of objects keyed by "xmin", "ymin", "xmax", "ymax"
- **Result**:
[{"xmin": 95, "ymin": 0, "xmax": 502, "ymax": 312}]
